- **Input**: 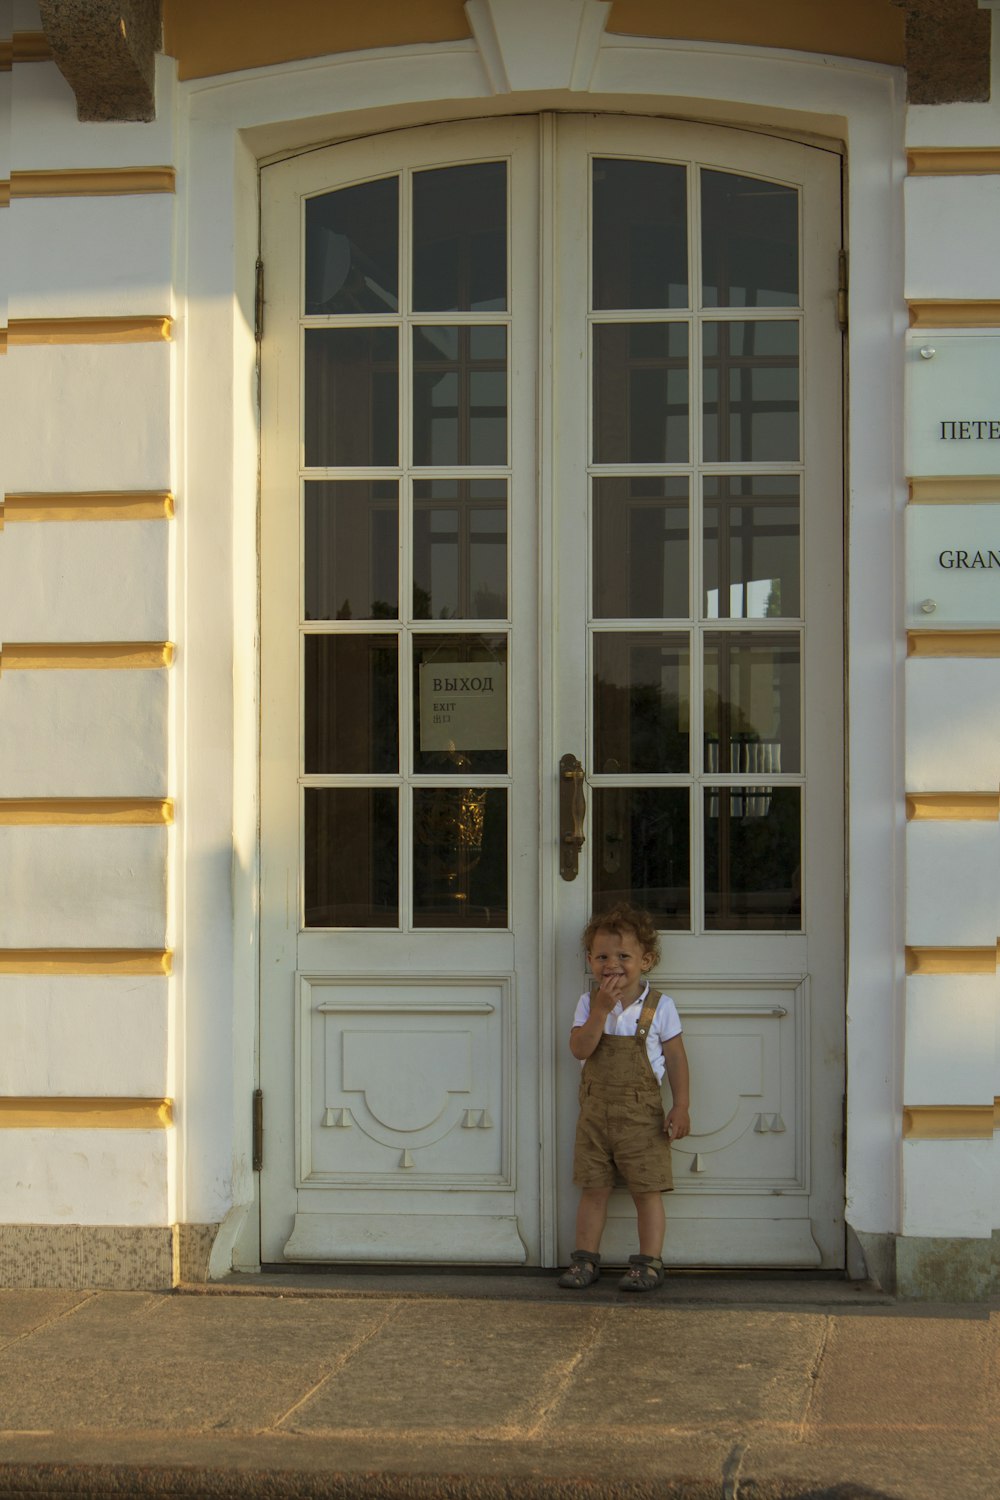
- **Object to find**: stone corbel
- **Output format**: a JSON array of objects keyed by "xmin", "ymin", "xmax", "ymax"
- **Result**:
[
  {"xmin": 893, "ymin": 0, "xmax": 992, "ymax": 103},
  {"xmin": 38, "ymin": 0, "xmax": 161, "ymax": 122}
]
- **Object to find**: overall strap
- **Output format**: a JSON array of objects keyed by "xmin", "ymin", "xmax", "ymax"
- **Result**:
[{"xmin": 635, "ymin": 987, "xmax": 661, "ymax": 1047}]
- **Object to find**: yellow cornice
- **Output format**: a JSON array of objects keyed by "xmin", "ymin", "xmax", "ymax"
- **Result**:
[
  {"xmin": 902, "ymin": 1105, "xmax": 993, "ymax": 1141},
  {"xmin": 0, "ymin": 40, "xmax": 11, "ymax": 70},
  {"xmin": 0, "ymin": 643, "xmax": 174, "ymax": 671},
  {"xmin": 0, "ymin": 949, "xmax": 173, "ymax": 975},
  {"xmin": 0, "ymin": 799, "xmax": 173, "ymax": 826},
  {"xmin": 0, "ymin": 329, "xmax": 7, "ymax": 355},
  {"xmin": 0, "ymin": 1097, "xmax": 173, "ymax": 1130},
  {"xmin": 906, "ymin": 792, "xmax": 1000, "ymax": 821},
  {"xmin": 0, "ymin": 491, "xmax": 174, "ymax": 525},
  {"xmin": 908, "ymin": 477, "xmax": 1000, "ymax": 504},
  {"xmin": 0, "ymin": 181, "xmax": 9, "ymax": 208},
  {"xmin": 8, "ymin": 317, "xmax": 172, "ymax": 346},
  {"xmin": 12, "ymin": 32, "xmax": 52, "ymax": 62},
  {"xmin": 908, "ymin": 301, "xmax": 1000, "ymax": 329},
  {"xmin": 907, "ymin": 147, "xmax": 1000, "ymax": 176},
  {"xmin": 905, "ymin": 945, "xmax": 998, "ymax": 975},
  {"xmin": 907, "ymin": 630, "xmax": 1000, "ymax": 658},
  {"xmin": 605, "ymin": 0, "xmax": 903, "ymax": 64},
  {"xmin": 10, "ymin": 167, "xmax": 176, "ymax": 198},
  {"xmin": 163, "ymin": 0, "xmax": 472, "ymax": 81}
]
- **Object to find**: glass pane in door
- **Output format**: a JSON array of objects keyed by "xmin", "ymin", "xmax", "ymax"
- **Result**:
[
  {"xmin": 592, "ymin": 158, "xmax": 688, "ymax": 309},
  {"xmin": 304, "ymin": 328, "xmax": 399, "ymax": 467},
  {"xmin": 413, "ymin": 161, "xmax": 507, "ymax": 311},
  {"xmin": 593, "ymin": 632, "xmax": 689, "ymax": 773},
  {"xmin": 592, "ymin": 787, "xmax": 690, "ymax": 928},
  {"xmin": 413, "ymin": 479, "xmax": 508, "ymax": 620},
  {"xmin": 700, "ymin": 169, "xmax": 799, "ymax": 308},
  {"xmin": 304, "ymin": 481, "xmax": 399, "ymax": 621},
  {"xmin": 704, "ymin": 786, "xmax": 801, "ymax": 930},
  {"xmin": 305, "ymin": 176, "xmax": 399, "ymax": 315},
  {"xmin": 413, "ymin": 787, "xmax": 508, "ymax": 928},
  {"xmin": 593, "ymin": 323, "xmax": 689, "ymax": 463},
  {"xmin": 703, "ymin": 476, "xmax": 800, "ymax": 620},
  {"xmin": 592, "ymin": 477, "xmax": 688, "ymax": 619},
  {"xmin": 702, "ymin": 321, "xmax": 799, "ymax": 462},
  {"xmin": 304, "ymin": 787, "xmax": 399, "ymax": 927}
]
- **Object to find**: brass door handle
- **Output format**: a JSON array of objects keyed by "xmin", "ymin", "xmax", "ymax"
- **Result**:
[{"xmin": 559, "ymin": 753, "xmax": 586, "ymax": 881}]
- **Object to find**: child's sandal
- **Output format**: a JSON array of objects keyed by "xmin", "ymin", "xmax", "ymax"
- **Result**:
[
  {"xmin": 618, "ymin": 1254, "xmax": 664, "ymax": 1292},
  {"xmin": 557, "ymin": 1250, "xmax": 601, "ymax": 1288}
]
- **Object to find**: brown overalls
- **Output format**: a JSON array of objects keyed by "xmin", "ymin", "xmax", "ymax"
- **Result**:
[{"xmin": 572, "ymin": 987, "xmax": 674, "ymax": 1194}]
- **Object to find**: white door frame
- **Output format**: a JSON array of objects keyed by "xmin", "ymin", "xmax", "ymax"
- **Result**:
[
  {"xmin": 254, "ymin": 108, "xmax": 847, "ymax": 1269},
  {"xmin": 169, "ymin": 39, "xmax": 904, "ymax": 1273}
]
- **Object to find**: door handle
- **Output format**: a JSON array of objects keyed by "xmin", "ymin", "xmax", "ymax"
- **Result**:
[{"xmin": 559, "ymin": 753, "xmax": 586, "ymax": 881}]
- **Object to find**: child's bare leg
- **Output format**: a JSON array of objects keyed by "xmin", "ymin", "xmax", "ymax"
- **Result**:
[
  {"xmin": 633, "ymin": 1191, "xmax": 665, "ymax": 1257},
  {"xmin": 575, "ymin": 1186, "xmax": 613, "ymax": 1252}
]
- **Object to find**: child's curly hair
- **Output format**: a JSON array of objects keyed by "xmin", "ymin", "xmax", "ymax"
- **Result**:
[{"xmin": 583, "ymin": 904, "xmax": 661, "ymax": 966}]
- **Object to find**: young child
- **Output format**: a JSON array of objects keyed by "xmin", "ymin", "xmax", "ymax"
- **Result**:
[{"xmin": 558, "ymin": 904, "xmax": 691, "ymax": 1292}]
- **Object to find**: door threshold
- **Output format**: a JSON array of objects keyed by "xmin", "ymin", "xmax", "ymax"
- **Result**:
[{"xmin": 178, "ymin": 1266, "xmax": 892, "ymax": 1307}]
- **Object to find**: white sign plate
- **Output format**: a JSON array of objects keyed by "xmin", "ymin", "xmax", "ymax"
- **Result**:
[
  {"xmin": 905, "ymin": 333, "xmax": 1000, "ymax": 477},
  {"xmin": 906, "ymin": 504, "xmax": 1000, "ymax": 625},
  {"xmin": 418, "ymin": 662, "xmax": 507, "ymax": 752}
]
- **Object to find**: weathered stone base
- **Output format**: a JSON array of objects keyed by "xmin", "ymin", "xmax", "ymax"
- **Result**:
[
  {"xmin": 895, "ymin": 1232, "xmax": 998, "ymax": 1301},
  {"xmin": 0, "ymin": 1224, "xmax": 221, "ymax": 1290},
  {"xmin": 849, "ymin": 1227, "xmax": 999, "ymax": 1300}
]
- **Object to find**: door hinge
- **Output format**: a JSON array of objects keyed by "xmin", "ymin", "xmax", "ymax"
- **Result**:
[
  {"xmin": 252, "ymin": 1088, "xmax": 263, "ymax": 1171},
  {"xmin": 254, "ymin": 258, "xmax": 265, "ymax": 343},
  {"xmin": 836, "ymin": 249, "xmax": 848, "ymax": 333}
]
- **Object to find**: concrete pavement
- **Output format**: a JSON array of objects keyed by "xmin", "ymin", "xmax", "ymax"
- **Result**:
[{"xmin": 0, "ymin": 1273, "xmax": 996, "ymax": 1499}]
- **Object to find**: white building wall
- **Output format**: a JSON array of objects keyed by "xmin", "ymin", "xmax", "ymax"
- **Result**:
[
  {"xmin": 1, "ymin": 0, "xmax": 996, "ymax": 1293},
  {"xmin": 899, "ymin": 4, "xmax": 1000, "ymax": 1294},
  {"xmin": 0, "ymin": 8, "xmax": 179, "ymax": 1285}
]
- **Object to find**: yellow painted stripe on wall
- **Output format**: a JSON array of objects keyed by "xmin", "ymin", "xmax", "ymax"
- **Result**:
[
  {"xmin": 908, "ymin": 477, "xmax": 1000, "ymax": 504},
  {"xmin": 906, "ymin": 793, "xmax": 999, "ymax": 821},
  {"xmin": 8, "ymin": 317, "xmax": 172, "ymax": 345},
  {"xmin": 995, "ymin": 1097, "xmax": 1000, "ymax": 1130},
  {"xmin": 0, "ymin": 181, "xmax": 9, "ymax": 207},
  {"xmin": 0, "ymin": 40, "xmax": 11, "ymax": 70},
  {"xmin": 12, "ymin": 32, "xmax": 52, "ymax": 61},
  {"xmin": 0, "ymin": 329, "xmax": 7, "ymax": 354},
  {"xmin": 907, "ymin": 630, "xmax": 1000, "ymax": 658},
  {"xmin": 906, "ymin": 945, "xmax": 998, "ymax": 976},
  {"xmin": 0, "ymin": 799, "xmax": 174, "ymax": 826},
  {"xmin": 1, "ymin": 492, "xmax": 174, "ymax": 523},
  {"xmin": 902, "ymin": 1105, "xmax": 994, "ymax": 1141},
  {"xmin": 10, "ymin": 167, "xmax": 176, "ymax": 198},
  {"xmin": 907, "ymin": 147, "xmax": 1000, "ymax": 176},
  {"xmin": 0, "ymin": 643, "xmax": 174, "ymax": 670},
  {"xmin": 909, "ymin": 301, "xmax": 1000, "ymax": 329},
  {"xmin": 0, "ymin": 949, "xmax": 172, "ymax": 976},
  {"xmin": 0, "ymin": 1098, "xmax": 173, "ymax": 1129}
]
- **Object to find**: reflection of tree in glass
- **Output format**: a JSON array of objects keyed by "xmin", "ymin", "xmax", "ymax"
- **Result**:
[
  {"xmin": 704, "ymin": 687, "xmax": 779, "ymax": 774},
  {"xmin": 632, "ymin": 793, "xmax": 689, "ymax": 914},
  {"xmin": 335, "ymin": 598, "xmax": 397, "ymax": 620},
  {"xmin": 473, "ymin": 585, "xmax": 505, "ymax": 618},
  {"xmin": 595, "ymin": 680, "xmax": 688, "ymax": 773},
  {"xmin": 371, "ymin": 641, "xmax": 398, "ymax": 765},
  {"xmin": 764, "ymin": 578, "xmax": 782, "ymax": 617},
  {"xmin": 707, "ymin": 788, "xmax": 799, "ymax": 928}
]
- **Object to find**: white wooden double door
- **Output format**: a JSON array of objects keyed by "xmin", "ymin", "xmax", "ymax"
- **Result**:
[{"xmin": 259, "ymin": 114, "xmax": 845, "ymax": 1268}]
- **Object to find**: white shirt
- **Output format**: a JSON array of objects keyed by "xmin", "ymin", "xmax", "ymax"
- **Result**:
[{"xmin": 572, "ymin": 980, "xmax": 682, "ymax": 1083}]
